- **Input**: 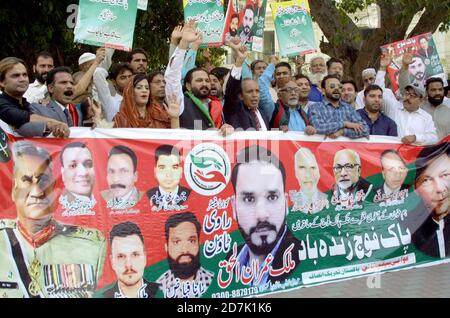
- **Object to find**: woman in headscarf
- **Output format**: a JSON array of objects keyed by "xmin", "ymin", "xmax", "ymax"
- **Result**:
[{"xmin": 113, "ymin": 73, "xmax": 180, "ymax": 128}]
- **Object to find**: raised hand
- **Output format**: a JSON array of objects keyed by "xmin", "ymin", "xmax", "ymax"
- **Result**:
[
  {"xmin": 227, "ymin": 37, "xmax": 242, "ymax": 52},
  {"xmin": 269, "ymin": 55, "xmax": 279, "ymax": 65},
  {"xmin": 164, "ymin": 95, "xmax": 181, "ymax": 119},
  {"xmin": 191, "ymin": 32, "xmax": 204, "ymax": 51},
  {"xmin": 171, "ymin": 25, "xmax": 183, "ymax": 45},
  {"xmin": 96, "ymin": 47, "xmax": 106, "ymax": 64},
  {"xmin": 380, "ymin": 52, "xmax": 393, "ymax": 70}
]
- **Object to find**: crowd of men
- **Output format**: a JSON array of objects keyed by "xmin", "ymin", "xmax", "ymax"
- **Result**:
[{"xmin": 0, "ymin": 21, "xmax": 449, "ymax": 144}]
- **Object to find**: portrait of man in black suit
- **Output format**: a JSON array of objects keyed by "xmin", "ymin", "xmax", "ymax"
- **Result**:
[
  {"xmin": 411, "ymin": 142, "xmax": 450, "ymax": 258},
  {"xmin": 373, "ymin": 149, "xmax": 410, "ymax": 206},
  {"xmin": 147, "ymin": 145, "xmax": 190, "ymax": 212},
  {"xmin": 229, "ymin": 145, "xmax": 302, "ymax": 286},
  {"xmin": 331, "ymin": 149, "xmax": 372, "ymax": 210}
]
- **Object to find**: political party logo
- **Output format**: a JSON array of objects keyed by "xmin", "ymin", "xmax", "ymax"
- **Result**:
[
  {"xmin": 184, "ymin": 143, "xmax": 231, "ymax": 196},
  {"xmin": 0, "ymin": 127, "xmax": 11, "ymax": 163}
]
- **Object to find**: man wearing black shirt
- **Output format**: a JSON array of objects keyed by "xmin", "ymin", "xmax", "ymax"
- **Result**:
[{"xmin": 0, "ymin": 57, "xmax": 69, "ymax": 138}]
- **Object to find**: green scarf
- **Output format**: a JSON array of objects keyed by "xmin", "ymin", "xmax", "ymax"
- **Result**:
[{"xmin": 186, "ymin": 91, "xmax": 215, "ymax": 128}]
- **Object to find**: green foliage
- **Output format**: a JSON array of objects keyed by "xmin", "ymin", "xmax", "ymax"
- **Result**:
[{"xmin": 0, "ymin": 0, "xmax": 184, "ymax": 71}]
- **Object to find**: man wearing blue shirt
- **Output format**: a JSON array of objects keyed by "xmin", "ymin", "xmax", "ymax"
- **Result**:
[{"xmin": 357, "ymin": 85, "xmax": 398, "ymax": 137}]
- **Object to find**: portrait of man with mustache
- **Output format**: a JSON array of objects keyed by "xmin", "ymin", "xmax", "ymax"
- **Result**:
[
  {"xmin": 98, "ymin": 222, "xmax": 159, "ymax": 298},
  {"xmin": 0, "ymin": 141, "xmax": 106, "ymax": 298},
  {"xmin": 156, "ymin": 212, "xmax": 213, "ymax": 298},
  {"xmin": 228, "ymin": 145, "xmax": 302, "ymax": 286},
  {"xmin": 101, "ymin": 145, "xmax": 144, "ymax": 210}
]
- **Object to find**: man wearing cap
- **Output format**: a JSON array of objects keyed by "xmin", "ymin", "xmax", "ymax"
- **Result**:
[
  {"xmin": 399, "ymin": 64, "xmax": 450, "ymax": 140},
  {"xmin": 383, "ymin": 80, "xmax": 437, "ymax": 145},
  {"xmin": 354, "ymin": 53, "xmax": 398, "ymax": 110}
]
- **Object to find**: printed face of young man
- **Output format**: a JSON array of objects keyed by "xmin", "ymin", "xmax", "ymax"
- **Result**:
[
  {"xmin": 416, "ymin": 154, "xmax": 450, "ymax": 219},
  {"xmin": 111, "ymin": 234, "xmax": 146, "ymax": 290},
  {"xmin": 243, "ymin": 9, "xmax": 254, "ymax": 33},
  {"xmin": 409, "ymin": 57, "xmax": 425, "ymax": 81},
  {"xmin": 166, "ymin": 221, "xmax": 200, "ymax": 280},
  {"xmin": 61, "ymin": 146, "xmax": 95, "ymax": 197},
  {"xmin": 230, "ymin": 17, "xmax": 239, "ymax": 35},
  {"xmin": 12, "ymin": 154, "xmax": 55, "ymax": 223},
  {"xmin": 154, "ymin": 154, "xmax": 182, "ymax": 193},
  {"xmin": 232, "ymin": 161, "xmax": 287, "ymax": 256},
  {"xmin": 107, "ymin": 153, "xmax": 137, "ymax": 199},
  {"xmin": 381, "ymin": 152, "xmax": 408, "ymax": 192},
  {"xmin": 333, "ymin": 151, "xmax": 361, "ymax": 191}
]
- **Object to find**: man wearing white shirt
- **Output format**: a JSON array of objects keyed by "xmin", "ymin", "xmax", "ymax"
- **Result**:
[
  {"xmin": 419, "ymin": 78, "xmax": 450, "ymax": 140},
  {"xmin": 23, "ymin": 52, "xmax": 54, "ymax": 104},
  {"xmin": 386, "ymin": 82, "xmax": 438, "ymax": 145},
  {"xmin": 93, "ymin": 63, "xmax": 133, "ymax": 122},
  {"xmin": 355, "ymin": 53, "xmax": 398, "ymax": 110}
]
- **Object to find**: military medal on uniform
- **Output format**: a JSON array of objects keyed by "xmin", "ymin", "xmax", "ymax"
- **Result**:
[{"xmin": 28, "ymin": 252, "xmax": 42, "ymax": 296}]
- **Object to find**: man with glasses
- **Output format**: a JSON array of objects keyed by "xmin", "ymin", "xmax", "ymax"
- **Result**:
[
  {"xmin": 331, "ymin": 149, "xmax": 372, "ymax": 211},
  {"xmin": 270, "ymin": 80, "xmax": 316, "ymax": 134},
  {"xmin": 383, "ymin": 81, "xmax": 438, "ymax": 145},
  {"xmin": 309, "ymin": 75, "xmax": 369, "ymax": 139},
  {"xmin": 373, "ymin": 150, "xmax": 410, "ymax": 206}
]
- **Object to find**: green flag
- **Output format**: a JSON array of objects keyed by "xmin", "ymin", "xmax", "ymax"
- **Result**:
[{"xmin": 271, "ymin": 0, "xmax": 317, "ymax": 57}]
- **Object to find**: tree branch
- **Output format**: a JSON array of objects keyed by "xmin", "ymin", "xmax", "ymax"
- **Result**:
[
  {"xmin": 407, "ymin": 3, "xmax": 450, "ymax": 38},
  {"xmin": 309, "ymin": 0, "xmax": 360, "ymax": 50}
]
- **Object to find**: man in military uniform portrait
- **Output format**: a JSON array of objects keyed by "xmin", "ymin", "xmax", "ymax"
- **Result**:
[
  {"xmin": 146, "ymin": 145, "xmax": 190, "ymax": 212},
  {"xmin": 156, "ymin": 212, "xmax": 213, "ymax": 298},
  {"xmin": 97, "ymin": 222, "xmax": 159, "ymax": 298},
  {"xmin": 101, "ymin": 146, "xmax": 144, "ymax": 210},
  {"xmin": 59, "ymin": 141, "xmax": 96, "ymax": 215},
  {"xmin": 0, "ymin": 141, "xmax": 106, "ymax": 298}
]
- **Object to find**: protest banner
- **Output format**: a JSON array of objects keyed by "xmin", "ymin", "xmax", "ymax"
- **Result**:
[
  {"xmin": 381, "ymin": 33, "xmax": 446, "ymax": 94},
  {"xmin": 271, "ymin": 0, "xmax": 317, "ymax": 57},
  {"xmin": 0, "ymin": 121, "xmax": 449, "ymax": 298},
  {"xmin": 222, "ymin": 0, "xmax": 268, "ymax": 52},
  {"xmin": 74, "ymin": 0, "xmax": 138, "ymax": 52},
  {"xmin": 183, "ymin": 0, "xmax": 225, "ymax": 48}
]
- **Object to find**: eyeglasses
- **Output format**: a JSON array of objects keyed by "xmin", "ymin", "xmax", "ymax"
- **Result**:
[
  {"xmin": 404, "ymin": 92, "xmax": 419, "ymax": 99},
  {"xmin": 333, "ymin": 163, "xmax": 360, "ymax": 173},
  {"xmin": 279, "ymin": 87, "xmax": 300, "ymax": 93}
]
